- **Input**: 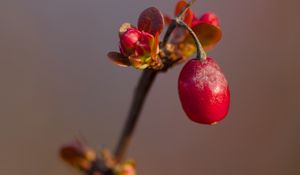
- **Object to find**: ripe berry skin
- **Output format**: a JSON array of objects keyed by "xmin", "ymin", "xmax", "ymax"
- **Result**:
[{"xmin": 178, "ymin": 58, "xmax": 230, "ymax": 125}]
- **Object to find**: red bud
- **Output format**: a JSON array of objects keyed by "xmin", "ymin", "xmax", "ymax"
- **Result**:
[
  {"xmin": 119, "ymin": 28, "xmax": 141, "ymax": 56},
  {"xmin": 197, "ymin": 12, "xmax": 220, "ymax": 27}
]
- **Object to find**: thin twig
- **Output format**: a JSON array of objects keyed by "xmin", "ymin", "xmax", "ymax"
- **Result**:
[
  {"xmin": 177, "ymin": 0, "xmax": 196, "ymax": 18},
  {"xmin": 162, "ymin": 0, "xmax": 196, "ymax": 47},
  {"xmin": 162, "ymin": 21, "xmax": 177, "ymax": 47},
  {"xmin": 177, "ymin": 19, "xmax": 206, "ymax": 60},
  {"xmin": 114, "ymin": 69, "xmax": 158, "ymax": 163}
]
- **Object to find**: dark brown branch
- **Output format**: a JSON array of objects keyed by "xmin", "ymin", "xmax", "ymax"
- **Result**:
[
  {"xmin": 86, "ymin": 159, "xmax": 114, "ymax": 175},
  {"xmin": 114, "ymin": 69, "xmax": 158, "ymax": 163}
]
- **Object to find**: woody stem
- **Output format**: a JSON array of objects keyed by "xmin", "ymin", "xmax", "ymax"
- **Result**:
[{"xmin": 114, "ymin": 69, "xmax": 158, "ymax": 163}]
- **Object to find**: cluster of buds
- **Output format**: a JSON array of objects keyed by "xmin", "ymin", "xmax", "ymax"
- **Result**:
[
  {"xmin": 108, "ymin": 0, "xmax": 222, "ymax": 70},
  {"xmin": 166, "ymin": 0, "xmax": 222, "ymax": 59},
  {"xmin": 108, "ymin": 7, "xmax": 164, "ymax": 70},
  {"xmin": 118, "ymin": 23, "xmax": 161, "ymax": 69}
]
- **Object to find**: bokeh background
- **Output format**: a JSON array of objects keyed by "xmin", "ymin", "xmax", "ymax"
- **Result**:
[{"xmin": 0, "ymin": 0, "xmax": 299, "ymax": 174}]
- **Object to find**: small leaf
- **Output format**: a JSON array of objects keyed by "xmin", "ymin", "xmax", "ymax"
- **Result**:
[
  {"xmin": 128, "ymin": 55, "xmax": 149, "ymax": 70},
  {"xmin": 179, "ymin": 23, "xmax": 222, "ymax": 56},
  {"xmin": 171, "ymin": 27, "xmax": 189, "ymax": 44},
  {"xmin": 192, "ymin": 23, "xmax": 222, "ymax": 51},
  {"xmin": 60, "ymin": 140, "xmax": 96, "ymax": 171},
  {"xmin": 175, "ymin": 0, "xmax": 193, "ymax": 26},
  {"xmin": 150, "ymin": 33, "xmax": 162, "ymax": 69},
  {"xmin": 151, "ymin": 32, "xmax": 159, "ymax": 58},
  {"xmin": 176, "ymin": 23, "xmax": 222, "ymax": 58},
  {"xmin": 138, "ymin": 7, "xmax": 164, "ymax": 35},
  {"xmin": 119, "ymin": 23, "xmax": 136, "ymax": 36},
  {"xmin": 178, "ymin": 42, "xmax": 196, "ymax": 58},
  {"xmin": 107, "ymin": 52, "xmax": 130, "ymax": 67}
]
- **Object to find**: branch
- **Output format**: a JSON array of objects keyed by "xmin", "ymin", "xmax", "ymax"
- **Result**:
[
  {"xmin": 114, "ymin": 69, "xmax": 158, "ymax": 163},
  {"xmin": 162, "ymin": 0, "xmax": 196, "ymax": 47},
  {"xmin": 83, "ymin": 1, "xmax": 201, "ymax": 174},
  {"xmin": 86, "ymin": 159, "xmax": 114, "ymax": 175}
]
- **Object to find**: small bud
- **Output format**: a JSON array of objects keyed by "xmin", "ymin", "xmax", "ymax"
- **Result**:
[
  {"xmin": 135, "ymin": 32, "xmax": 154, "ymax": 57},
  {"xmin": 119, "ymin": 28, "xmax": 141, "ymax": 57},
  {"xmin": 60, "ymin": 140, "xmax": 96, "ymax": 171},
  {"xmin": 195, "ymin": 12, "xmax": 220, "ymax": 27},
  {"xmin": 118, "ymin": 26, "xmax": 160, "ymax": 69},
  {"xmin": 110, "ymin": 8, "xmax": 163, "ymax": 70}
]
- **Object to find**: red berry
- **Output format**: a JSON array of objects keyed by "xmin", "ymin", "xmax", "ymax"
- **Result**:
[{"xmin": 178, "ymin": 58, "xmax": 230, "ymax": 125}]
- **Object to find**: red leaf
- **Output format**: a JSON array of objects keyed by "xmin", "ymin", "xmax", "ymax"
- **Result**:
[
  {"xmin": 192, "ymin": 22, "xmax": 222, "ymax": 51},
  {"xmin": 138, "ymin": 7, "xmax": 164, "ymax": 35},
  {"xmin": 175, "ymin": 0, "xmax": 194, "ymax": 26},
  {"xmin": 107, "ymin": 51, "xmax": 130, "ymax": 67},
  {"xmin": 151, "ymin": 32, "xmax": 160, "ymax": 59}
]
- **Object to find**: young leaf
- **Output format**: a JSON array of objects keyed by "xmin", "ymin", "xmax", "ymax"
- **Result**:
[
  {"xmin": 190, "ymin": 12, "xmax": 222, "ymax": 51},
  {"xmin": 175, "ymin": 0, "xmax": 193, "ymax": 26},
  {"xmin": 138, "ymin": 7, "xmax": 164, "ymax": 35},
  {"xmin": 192, "ymin": 23, "xmax": 222, "ymax": 51},
  {"xmin": 150, "ymin": 33, "xmax": 162, "ymax": 69},
  {"xmin": 107, "ymin": 52, "xmax": 130, "ymax": 67}
]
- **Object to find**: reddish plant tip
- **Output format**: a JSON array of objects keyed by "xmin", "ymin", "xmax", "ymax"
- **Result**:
[
  {"xmin": 178, "ymin": 58, "xmax": 230, "ymax": 125},
  {"xmin": 192, "ymin": 12, "xmax": 220, "ymax": 28},
  {"xmin": 138, "ymin": 7, "xmax": 164, "ymax": 35},
  {"xmin": 175, "ymin": 0, "xmax": 194, "ymax": 26},
  {"xmin": 199, "ymin": 12, "xmax": 220, "ymax": 27},
  {"xmin": 119, "ymin": 28, "xmax": 141, "ymax": 57},
  {"xmin": 118, "ymin": 26, "xmax": 161, "ymax": 70}
]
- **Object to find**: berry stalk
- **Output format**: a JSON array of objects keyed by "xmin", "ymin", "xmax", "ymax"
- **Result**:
[{"xmin": 177, "ymin": 19, "xmax": 207, "ymax": 60}]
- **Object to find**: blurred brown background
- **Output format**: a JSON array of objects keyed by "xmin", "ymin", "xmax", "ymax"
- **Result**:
[{"xmin": 0, "ymin": 0, "xmax": 299, "ymax": 174}]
